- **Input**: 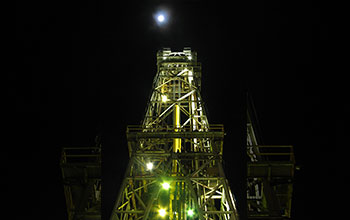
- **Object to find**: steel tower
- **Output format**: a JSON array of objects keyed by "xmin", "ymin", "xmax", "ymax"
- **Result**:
[
  {"xmin": 110, "ymin": 48, "xmax": 239, "ymax": 220},
  {"xmin": 247, "ymin": 95, "xmax": 295, "ymax": 219}
]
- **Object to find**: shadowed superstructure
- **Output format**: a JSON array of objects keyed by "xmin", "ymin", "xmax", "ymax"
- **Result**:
[{"xmin": 247, "ymin": 95, "xmax": 295, "ymax": 219}]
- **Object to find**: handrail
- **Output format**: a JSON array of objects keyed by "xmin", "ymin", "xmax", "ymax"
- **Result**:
[
  {"xmin": 61, "ymin": 147, "xmax": 101, "ymax": 164},
  {"xmin": 127, "ymin": 124, "xmax": 224, "ymax": 133},
  {"xmin": 247, "ymin": 145, "xmax": 295, "ymax": 163}
]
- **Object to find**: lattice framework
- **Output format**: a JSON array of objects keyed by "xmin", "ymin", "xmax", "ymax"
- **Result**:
[{"xmin": 110, "ymin": 48, "xmax": 239, "ymax": 220}]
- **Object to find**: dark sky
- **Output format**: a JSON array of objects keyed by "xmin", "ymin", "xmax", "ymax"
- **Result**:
[{"xmin": 8, "ymin": 0, "xmax": 342, "ymax": 219}]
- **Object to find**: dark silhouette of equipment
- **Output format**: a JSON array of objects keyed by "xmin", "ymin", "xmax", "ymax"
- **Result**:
[
  {"xmin": 61, "ymin": 137, "xmax": 101, "ymax": 220},
  {"xmin": 247, "ymin": 94, "xmax": 295, "ymax": 219}
]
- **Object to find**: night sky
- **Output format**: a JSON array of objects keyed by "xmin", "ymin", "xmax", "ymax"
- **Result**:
[{"xmin": 9, "ymin": 0, "xmax": 342, "ymax": 219}]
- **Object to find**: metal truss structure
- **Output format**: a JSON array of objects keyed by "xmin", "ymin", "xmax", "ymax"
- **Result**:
[
  {"xmin": 247, "ymin": 96, "xmax": 295, "ymax": 219},
  {"xmin": 61, "ymin": 144, "xmax": 101, "ymax": 220},
  {"xmin": 110, "ymin": 48, "xmax": 239, "ymax": 220}
]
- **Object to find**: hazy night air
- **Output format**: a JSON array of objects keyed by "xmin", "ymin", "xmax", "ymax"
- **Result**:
[{"xmin": 12, "ymin": 1, "xmax": 335, "ymax": 219}]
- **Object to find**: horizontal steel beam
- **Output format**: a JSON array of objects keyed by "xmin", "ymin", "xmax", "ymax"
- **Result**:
[
  {"xmin": 127, "ymin": 131, "xmax": 224, "ymax": 139},
  {"xmin": 133, "ymin": 152, "xmax": 222, "ymax": 157},
  {"xmin": 249, "ymin": 145, "xmax": 293, "ymax": 148},
  {"xmin": 126, "ymin": 177, "xmax": 224, "ymax": 181},
  {"xmin": 115, "ymin": 210, "xmax": 144, "ymax": 214},
  {"xmin": 203, "ymin": 211, "xmax": 235, "ymax": 214},
  {"xmin": 247, "ymin": 162, "xmax": 294, "ymax": 177}
]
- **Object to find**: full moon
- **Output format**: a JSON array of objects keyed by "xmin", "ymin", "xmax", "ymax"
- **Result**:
[
  {"xmin": 154, "ymin": 10, "xmax": 168, "ymax": 26},
  {"xmin": 157, "ymin": 14, "xmax": 165, "ymax": 22}
]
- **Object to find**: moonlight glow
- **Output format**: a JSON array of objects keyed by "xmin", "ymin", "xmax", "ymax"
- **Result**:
[
  {"xmin": 157, "ymin": 14, "xmax": 165, "ymax": 22},
  {"xmin": 154, "ymin": 10, "xmax": 168, "ymax": 26}
]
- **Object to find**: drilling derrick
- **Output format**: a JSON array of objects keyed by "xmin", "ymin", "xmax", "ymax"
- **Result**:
[
  {"xmin": 110, "ymin": 48, "xmax": 239, "ymax": 220},
  {"xmin": 247, "ymin": 96, "xmax": 295, "ymax": 219}
]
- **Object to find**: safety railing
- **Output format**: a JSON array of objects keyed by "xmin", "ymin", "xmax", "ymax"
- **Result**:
[
  {"xmin": 127, "ymin": 124, "xmax": 224, "ymax": 133},
  {"xmin": 248, "ymin": 145, "xmax": 295, "ymax": 163},
  {"xmin": 61, "ymin": 147, "xmax": 101, "ymax": 164}
]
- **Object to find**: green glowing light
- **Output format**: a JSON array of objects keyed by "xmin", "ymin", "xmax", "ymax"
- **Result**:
[
  {"xmin": 161, "ymin": 182, "xmax": 170, "ymax": 190},
  {"xmin": 187, "ymin": 209, "xmax": 194, "ymax": 217}
]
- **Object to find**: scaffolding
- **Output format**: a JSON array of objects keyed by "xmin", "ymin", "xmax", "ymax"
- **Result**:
[{"xmin": 110, "ymin": 48, "xmax": 239, "ymax": 220}]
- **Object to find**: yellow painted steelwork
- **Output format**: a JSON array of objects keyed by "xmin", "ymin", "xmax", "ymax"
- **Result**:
[
  {"xmin": 173, "ymin": 104, "xmax": 181, "ymax": 153},
  {"xmin": 110, "ymin": 48, "xmax": 240, "ymax": 220},
  {"xmin": 170, "ymin": 104, "xmax": 182, "ymax": 220}
]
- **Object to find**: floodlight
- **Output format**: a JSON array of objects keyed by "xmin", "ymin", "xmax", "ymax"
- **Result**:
[
  {"xmin": 161, "ymin": 95, "xmax": 168, "ymax": 103},
  {"xmin": 161, "ymin": 182, "xmax": 170, "ymax": 190},
  {"xmin": 158, "ymin": 208, "xmax": 166, "ymax": 217},
  {"xmin": 187, "ymin": 209, "xmax": 194, "ymax": 217},
  {"xmin": 146, "ymin": 162, "xmax": 153, "ymax": 170}
]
